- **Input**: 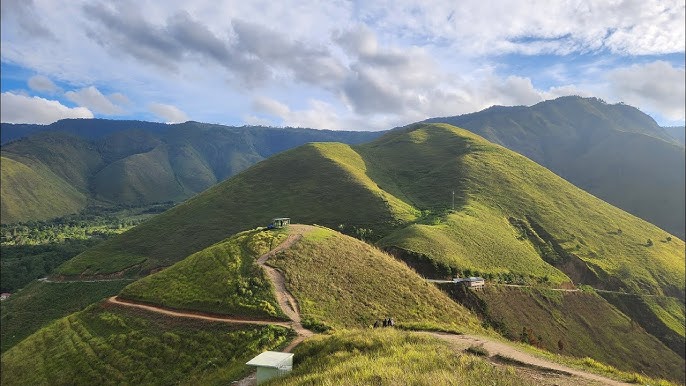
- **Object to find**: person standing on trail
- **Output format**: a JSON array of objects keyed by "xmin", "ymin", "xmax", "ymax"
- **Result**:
[
  {"xmin": 389, "ymin": 318, "xmax": 395, "ymax": 327},
  {"xmin": 373, "ymin": 320, "xmax": 380, "ymax": 328},
  {"xmin": 382, "ymin": 318, "xmax": 388, "ymax": 327}
]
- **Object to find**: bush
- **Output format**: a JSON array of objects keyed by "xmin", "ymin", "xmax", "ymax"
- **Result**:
[{"xmin": 466, "ymin": 344, "xmax": 489, "ymax": 357}]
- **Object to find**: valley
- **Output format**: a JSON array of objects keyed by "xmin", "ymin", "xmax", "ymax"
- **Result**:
[{"xmin": 2, "ymin": 116, "xmax": 684, "ymax": 385}]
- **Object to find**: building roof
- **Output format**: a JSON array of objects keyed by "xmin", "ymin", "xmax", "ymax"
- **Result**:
[
  {"xmin": 246, "ymin": 351, "xmax": 294, "ymax": 368},
  {"xmin": 454, "ymin": 277, "xmax": 484, "ymax": 282}
]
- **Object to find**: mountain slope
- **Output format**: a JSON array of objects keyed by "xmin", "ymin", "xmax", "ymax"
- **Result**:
[
  {"xmin": 59, "ymin": 123, "xmax": 684, "ymax": 303},
  {"xmin": 447, "ymin": 285, "xmax": 684, "ymax": 381},
  {"xmin": 0, "ymin": 156, "xmax": 87, "ymax": 223},
  {"xmin": 0, "ymin": 119, "xmax": 382, "ymax": 224},
  {"xmin": 425, "ymin": 96, "xmax": 685, "ymax": 238}
]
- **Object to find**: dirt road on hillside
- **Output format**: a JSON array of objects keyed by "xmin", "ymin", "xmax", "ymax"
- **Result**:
[
  {"xmin": 108, "ymin": 225, "xmax": 631, "ymax": 385},
  {"xmin": 422, "ymin": 332, "xmax": 631, "ymax": 386}
]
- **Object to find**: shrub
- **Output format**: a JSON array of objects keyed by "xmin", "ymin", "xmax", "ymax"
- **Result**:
[{"xmin": 466, "ymin": 344, "xmax": 489, "ymax": 357}]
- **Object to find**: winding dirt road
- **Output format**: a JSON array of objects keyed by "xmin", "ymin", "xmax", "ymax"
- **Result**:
[{"xmin": 107, "ymin": 225, "xmax": 630, "ymax": 385}]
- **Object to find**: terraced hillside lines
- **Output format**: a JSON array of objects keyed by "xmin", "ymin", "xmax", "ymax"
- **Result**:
[
  {"xmin": 0, "ymin": 303, "xmax": 292, "ymax": 386},
  {"xmin": 118, "ymin": 229, "xmax": 289, "ymax": 319}
]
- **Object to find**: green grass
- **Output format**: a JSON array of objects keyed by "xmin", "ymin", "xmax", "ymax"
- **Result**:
[
  {"xmin": 0, "ymin": 302, "xmax": 292, "ymax": 385},
  {"xmin": 599, "ymin": 291, "xmax": 685, "ymax": 358},
  {"xmin": 269, "ymin": 226, "xmax": 483, "ymax": 333},
  {"xmin": 427, "ymin": 95, "xmax": 685, "ymax": 239},
  {"xmin": 269, "ymin": 329, "xmax": 534, "ymax": 386},
  {"xmin": 0, "ymin": 156, "xmax": 87, "ymax": 224},
  {"xmin": 1, "ymin": 122, "xmax": 382, "ymax": 225},
  {"xmin": 61, "ymin": 123, "xmax": 684, "ymax": 304},
  {"xmin": 0, "ymin": 280, "xmax": 131, "ymax": 353},
  {"xmin": 451, "ymin": 285, "xmax": 684, "ymax": 382},
  {"xmin": 119, "ymin": 229, "xmax": 288, "ymax": 319},
  {"xmin": 367, "ymin": 124, "xmax": 684, "ymax": 300}
]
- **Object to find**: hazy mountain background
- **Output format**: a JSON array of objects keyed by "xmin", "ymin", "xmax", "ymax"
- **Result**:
[
  {"xmin": 0, "ymin": 120, "xmax": 382, "ymax": 224},
  {"xmin": 424, "ymin": 96, "xmax": 685, "ymax": 239}
]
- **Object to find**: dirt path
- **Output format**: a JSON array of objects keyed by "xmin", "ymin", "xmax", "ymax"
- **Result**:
[
  {"xmin": 106, "ymin": 225, "xmax": 630, "ymax": 385},
  {"xmin": 422, "ymin": 332, "xmax": 631, "ymax": 386},
  {"xmin": 256, "ymin": 225, "xmax": 315, "ymax": 352},
  {"xmin": 108, "ymin": 296, "xmax": 292, "ymax": 327}
]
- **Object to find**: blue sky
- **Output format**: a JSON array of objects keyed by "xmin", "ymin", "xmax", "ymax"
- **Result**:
[{"xmin": 1, "ymin": 0, "xmax": 684, "ymax": 130}]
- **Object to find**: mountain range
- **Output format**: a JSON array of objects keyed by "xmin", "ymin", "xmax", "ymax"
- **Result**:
[
  {"xmin": 3, "ymin": 97, "xmax": 683, "ymax": 242},
  {"xmin": 0, "ymin": 120, "xmax": 381, "ymax": 223},
  {"xmin": 424, "ymin": 96, "xmax": 685, "ymax": 238}
]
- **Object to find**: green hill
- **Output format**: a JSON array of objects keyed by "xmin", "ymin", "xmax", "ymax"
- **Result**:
[
  {"xmin": 61, "ymin": 123, "xmax": 684, "ymax": 302},
  {"xmin": 0, "ymin": 156, "xmax": 87, "ymax": 223},
  {"xmin": 425, "ymin": 96, "xmax": 685, "ymax": 238},
  {"xmin": 268, "ymin": 225, "xmax": 481, "ymax": 331},
  {"xmin": 56, "ymin": 123, "xmax": 684, "ymax": 378},
  {"xmin": 119, "ymin": 229, "xmax": 289, "ymax": 319},
  {"xmin": 275, "ymin": 329, "xmax": 535, "ymax": 386},
  {"xmin": 0, "ymin": 120, "xmax": 382, "ymax": 224},
  {"xmin": 445, "ymin": 285, "xmax": 684, "ymax": 382},
  {"xmin": 0, "ymin": 302, "xmax": 291, "ymax": 385},
  {"xmin": 118, "ymin": 225, "xmax": 482, "ymax": 333}
]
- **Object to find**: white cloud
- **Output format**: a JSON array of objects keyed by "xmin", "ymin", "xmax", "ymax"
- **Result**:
[
  {"xmin": 65, "ymin": 86, "xmax": 124, "ymax": 115},
  {"xmin": 108, "ymin": 92, "xmax": 131, "ymax": 106},
  {"xmin": 27, "ymin": 74, "xmax": 58, "ymax": 93},
  {"xmin": 607, "ymin": 61, "xmax": 686, "ymax": 121},
  {"xmin": 0, "ymin": 1, "xmax": 683, "ymax": 130},
  {"xmin": 1, "ymin": 92, "xmax": 93, "ymax": 124},
  {"xmin": 148, "ymin": 102, "xmax": 188, "ymax": 123}
]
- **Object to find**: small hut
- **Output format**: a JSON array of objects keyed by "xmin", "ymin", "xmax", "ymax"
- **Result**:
[
  {"xmin": 452, "ymin": 276, "xmax": 485, "ymax": 290},
  {"xmin": 268, "ymin": 217, "xmax": 291, "ymax": 229},
  {"xmin": 246, "ymin": 351, "xmax": 294, "ymax": 384}
]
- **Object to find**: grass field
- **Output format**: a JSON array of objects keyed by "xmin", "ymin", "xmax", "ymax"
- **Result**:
[
  {"xmin": 119, "ymin": 228, "xmax": 288, "ymax": 319},
  {"xmin": 448, "ymin": 285, "xmax": 684, "ymax": 382},
  {"xmin": 1, "ymin": 280, "xmax": 131, "ymax": 353},
  {"xmin": 269, "ymin": 226, "xmax": 483, "ymax": 333},
  {"xmin": 271, "ymin": 328, "xmax": 534, "ymax": 386},
  {"xmin": 0, "ymin": 302, "xmax": 292, "ymax": 385},
  {"xmin": 61, "ymin": 123, "xmax": 684, "ymax": 303}
]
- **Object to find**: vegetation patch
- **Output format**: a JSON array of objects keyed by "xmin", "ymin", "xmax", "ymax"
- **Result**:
[
  {"xmin": 270, "ymin": 226, "xmax": 483, "ymax": 333},
  {"xmin": 447, "ymin": 285, "xmax": 684, "ymax": 382},
  {"xmin": 0, "ymin": 302, "xmax": 292, "ymax": 385},
  {"xmin": 272, "ymin": 329, "xmax": 534, "ymax": 386},
  {"xmin": 119, "ymin": 229, "xmax": 288, "ymax": 319},
  {"xmin": 1, "ymin": 280, "xmax": 131, "ymax": 353}
]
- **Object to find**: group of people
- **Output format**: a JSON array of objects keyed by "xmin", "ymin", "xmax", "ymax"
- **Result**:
[{"xmin": 373, "ymin": 317, "xmax": 395, "ymax": 328}]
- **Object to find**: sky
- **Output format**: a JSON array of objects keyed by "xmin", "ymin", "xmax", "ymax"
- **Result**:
[{"xmin": 1, "ymin": 0, "xmax": 684, "ymax": 130}]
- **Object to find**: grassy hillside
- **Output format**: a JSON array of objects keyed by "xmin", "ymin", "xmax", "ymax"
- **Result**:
[
  {"xmin": 119, "ymin": 229, "xmax": 288, "ymax": 319},
  {"xmin": 0, "ymin": 280, "xmax": 130, "ymax": 353},
  {"xmin": 0, "ymin": 119, "xmax": 382, "ymax": 224},
  {"xmin": 269, "ymin": 226, "xmax": 483, "ymax": 332},
  {"xmin": 0, "ymin": 302, "xmax": 292, "ymax": 385},
  {"xmin": 273, "ymin": 329, "xmax": 534, "ymax": 386},
  {"xmin": 61, "ymin": 123, "xmax": 685, "ymax": 303},
  {"xmin": 599, "ymin": 292, "xmax": 685, "ymax": 358},
  {"xmin": 365, "ymin": 125, "xmax": 683, "ymax": 298},
  {"xmin": 57, "ymin": 143, "xmax": 417, "ymax": 276},
  {"xmin": 425, "ymin": 96, "xmax": 685, "ymax": 238},
  {"xmin": 446, "ymin": 285, "xmax": 684, "ymax": 382},
  {"xmin": 0, "ymin": 156, "xmax": 87, "ymax": 223}
]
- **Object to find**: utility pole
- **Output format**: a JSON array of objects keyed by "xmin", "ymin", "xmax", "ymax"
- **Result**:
[{"xmin": 452, "ymin": 190, "xmax": 455, "ymax": 211}]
